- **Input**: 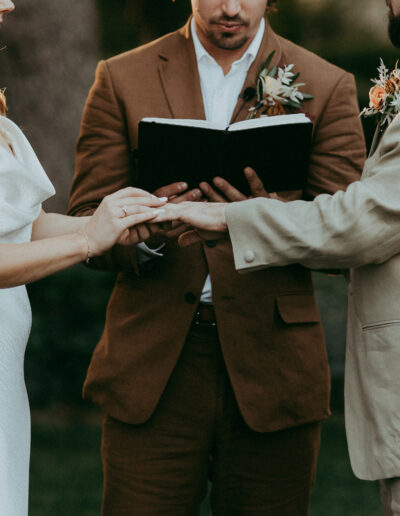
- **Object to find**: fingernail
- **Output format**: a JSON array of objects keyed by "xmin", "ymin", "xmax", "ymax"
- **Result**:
[
  {"xmin": 153, "ymin": 208, "xmax": 165, "ymax": 215},
  {"xmin": 245, "ymin": 169, "xmax": 252, "ymax": 177},
  {"xmin": 179, "ymin": 182, "xmax": 188, "ymax": 191},
  {"xmin": 159, "ymin": 196, "xmax": 168, "ymax": 202},
  {"xmin": 192, "ymin": 189, "xmax": 201, "ymax": 199},
  {"xmin": 214, "ymin": 178, "xmax": 222, "ymax": 186}
]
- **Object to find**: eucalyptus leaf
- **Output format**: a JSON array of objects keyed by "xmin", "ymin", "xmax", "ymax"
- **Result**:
[
  {"xmin": 268, "ymin": 65, "xmax": 278, "ymax": 78},
  {"xmin": 257, "ymin": 78, "xmax": 264, "ymax": 101},
  {"xmin": 302, "ymin": 93, "xmax": 315, "ymax": 100},
  {"xmin": 286, "ymin": 100, "xmax": 303, "ymax": 109},
  {"xmin": 257, "ymin": 50, "xmax": 275, "ymax": 76},
  {"xmin": 291, "ymin": 72, "xmax": 300, "ymax": 83}
]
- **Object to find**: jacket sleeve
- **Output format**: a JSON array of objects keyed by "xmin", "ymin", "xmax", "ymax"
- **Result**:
[
  {"xmin": 305, "ymin": 72, "xmax": 366, "ymax": 198},
  {"xmin": 226, "ymin": 117, "xmax": 400, "ymax": 272},
  {"xmin": 68, "ymin": 60, "xmax": 139, "ymax": 273}
]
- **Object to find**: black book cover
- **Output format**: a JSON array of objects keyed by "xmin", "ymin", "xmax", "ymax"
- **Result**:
[{"xmin": 136, "ymin": 115, "xmax": 313, "ymax": 196}]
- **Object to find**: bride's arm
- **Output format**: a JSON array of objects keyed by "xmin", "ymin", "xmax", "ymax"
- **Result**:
[
  {"xmin": 31, "ymin": 210, "xmax": 89, "ymax": 240},
  {"xmin": 0, "ymin": 187, "xmax": 166, "ymax": 289},
  {"xmin": 0, "ymin": 231, "xmax": 89, "ymax": 288}
]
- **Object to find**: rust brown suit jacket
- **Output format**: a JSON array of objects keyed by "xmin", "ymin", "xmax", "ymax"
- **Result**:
[{"xmin": 68, "ymin": 19, "xmax": 366, "ymax": 432}]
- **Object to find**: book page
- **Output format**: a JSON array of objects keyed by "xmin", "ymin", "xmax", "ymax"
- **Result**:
[
  {"xmin": 141, "ymin": 117, "xmax": 224, "ymax": 131},
  {"xmin": 228, "ymin": 113, "xmax": 312, "ymax": 132}
]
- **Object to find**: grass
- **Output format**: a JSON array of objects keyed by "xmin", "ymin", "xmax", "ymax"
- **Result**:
[{"xmin": 29, "ymin": 412, "xmax": 381, "ymax": 516}]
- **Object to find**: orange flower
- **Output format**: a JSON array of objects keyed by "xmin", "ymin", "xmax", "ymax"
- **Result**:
[
  {"xmin": 385, "ymin": 76, "xmax": 400, "ymax": 93},
  {"xmin": 369, "ymin": 86, "xmax": 386, "ymax": 110}
]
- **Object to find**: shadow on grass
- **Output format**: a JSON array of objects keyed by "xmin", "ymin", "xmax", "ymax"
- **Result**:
[{"xmin": 29, "ymin": 411, "xmax": 381, "ymax": 516}]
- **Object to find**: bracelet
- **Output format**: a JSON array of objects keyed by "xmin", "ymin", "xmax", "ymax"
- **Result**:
[{"xmin": 82, "ymin": 228, "xmax": 92, "ymax": 264}]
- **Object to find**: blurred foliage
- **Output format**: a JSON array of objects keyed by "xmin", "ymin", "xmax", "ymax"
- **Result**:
[{"xmin": 26, "ymin": 267, "xmax": 115, "ymax": 409}]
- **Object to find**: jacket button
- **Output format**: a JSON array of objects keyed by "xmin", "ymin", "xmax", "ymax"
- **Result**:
[
  {"xmin": 244, "ymin": 250, "xmax": 255, "ymax": 263},
  {"xmin": 184, "ymin": 292, "xmax": 197, "ymax": 304},
  {"xmin": 205, "ymin": 240, "xmax": 217, "ymax": 248}
]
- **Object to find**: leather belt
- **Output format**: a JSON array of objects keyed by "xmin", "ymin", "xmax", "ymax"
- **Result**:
[{"xmin": 193, "ymin": 304, "xmax": 216, "ymax": 326}]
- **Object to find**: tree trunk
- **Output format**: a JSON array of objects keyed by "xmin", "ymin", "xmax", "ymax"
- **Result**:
[{"xmin": 0, "ymin": 0, "xmax": 100, "ymax": 211}]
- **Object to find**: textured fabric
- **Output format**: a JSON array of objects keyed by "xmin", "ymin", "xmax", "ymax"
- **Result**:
[
  {"xmin": 101, "ymin": 324, "xmax": 320, "ymax": 516},
  {"xmin": 68, "ymin": 18, "xmax": 366, "ymax": 432},
  {"xmin": 226, "ymin": 115, "xmax": 400, "ymax": 480},
  {"xmin": 0, "ymin": 115, "xmax": 54, "ymax": 516}
]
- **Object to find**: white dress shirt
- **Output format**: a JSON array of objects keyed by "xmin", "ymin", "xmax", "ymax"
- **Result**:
[{"xmin": 138, "ymin": 17, "xmax": 265, "ymax": 304}]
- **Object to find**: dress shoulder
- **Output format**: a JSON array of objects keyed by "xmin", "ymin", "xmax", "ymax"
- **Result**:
[{"xmin": 0, "ymin": 116, "xmax": 55, "ymax": 241}]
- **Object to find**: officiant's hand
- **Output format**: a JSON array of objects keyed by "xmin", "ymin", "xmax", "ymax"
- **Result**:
[
  {"xmin": 200, "ymin": 167, "xmax": 280, "ymax": 202},
  {"xmin": 131, "ymin": 182, "xmax": 203, "ymax": 245}
]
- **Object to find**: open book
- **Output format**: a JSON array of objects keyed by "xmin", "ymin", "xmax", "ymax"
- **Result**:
[{"xmin": 136, "ymin": 113, "xmax": 313, "ymax": 195}]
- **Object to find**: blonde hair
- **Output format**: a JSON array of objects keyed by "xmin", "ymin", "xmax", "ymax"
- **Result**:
[{"xmin": 0, "ymin": 88, "xmax": 7, "ymax": 116}]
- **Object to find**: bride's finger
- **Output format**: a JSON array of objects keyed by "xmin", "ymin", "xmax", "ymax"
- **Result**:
[
  {"xmin": 108, "ymin": 186, "xmax": 162, "ymax": 200},
  {"xmin": 116, "ymin": 196, "xmax": 167, "ymax": 210},
  {"xmin": 118, "ymin": 208, "xmax": 165, "ymax": 229}
]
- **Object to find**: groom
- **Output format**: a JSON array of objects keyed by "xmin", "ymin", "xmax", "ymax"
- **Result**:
[{"xmin": 68, "ymin": 0, "xmax": 366, "ymax": 514}]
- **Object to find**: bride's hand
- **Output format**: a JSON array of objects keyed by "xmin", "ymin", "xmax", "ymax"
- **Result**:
[{"xmin": 82, "ymin": 187, "xmax": 166, "ymax": 256}]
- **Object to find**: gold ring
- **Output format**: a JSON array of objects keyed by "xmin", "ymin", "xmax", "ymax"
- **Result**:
[{"xmin": 122, "ymin": 206, "xmax": 128, "ymax": 217}]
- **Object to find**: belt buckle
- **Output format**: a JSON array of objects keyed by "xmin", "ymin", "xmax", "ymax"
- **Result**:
[{"xmin": 194, "ymin": 310, "xmax": 216, "ymax": 327}]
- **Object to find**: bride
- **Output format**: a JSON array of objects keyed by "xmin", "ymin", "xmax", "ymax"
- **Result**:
[{"xmin": 0, "ymin": 1, "xmax": 165, "ymax": 514}]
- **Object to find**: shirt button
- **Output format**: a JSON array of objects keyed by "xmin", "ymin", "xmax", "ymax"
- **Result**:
[
  {"xmin": 205, "ymin": 240, "xmax": 217, "ymax": 248},
  {"xmin": 244, "ymin": 250, "xmax": 255, "ymax": 263},
  {"xmin": 184, "ymin": 292, "xmax": 197, "ymax": 304}
]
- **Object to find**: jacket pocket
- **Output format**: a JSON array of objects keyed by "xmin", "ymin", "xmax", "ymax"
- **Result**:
[
  {"xmin": 276, "ymin": 294, "xmax": 320, "ymax": 324},
  {"xmin": 362, "ymin": 320, "xmax": 400, "ymax": 332}
]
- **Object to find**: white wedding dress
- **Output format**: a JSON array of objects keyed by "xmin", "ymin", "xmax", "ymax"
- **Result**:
[{"xmin": 0, "ymin": 115, "xmax": 55, "ymax": 515}]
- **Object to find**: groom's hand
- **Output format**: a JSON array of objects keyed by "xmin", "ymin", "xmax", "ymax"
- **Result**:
[
  {"xmin": 200, "ymin": 167, "xmax": 280, "ymax": 202},
  {"xmin": 130, "ymin": 182, "xmax": 203, "ymax": 246}
]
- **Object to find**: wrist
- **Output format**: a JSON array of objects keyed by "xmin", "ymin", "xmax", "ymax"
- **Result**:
[{"xmin": 77, "ymin": 228, "xmax": 95, "ymax": 263}]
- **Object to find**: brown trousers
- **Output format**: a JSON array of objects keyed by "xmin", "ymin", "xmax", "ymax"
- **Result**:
[{"xmin": 101, "ymin": 323, "xmax": 321, "ymax": 515}]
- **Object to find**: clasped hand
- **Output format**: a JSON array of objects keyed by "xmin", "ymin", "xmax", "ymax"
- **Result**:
[{"xmin": 150, "ymin": 167, "xmax": 281, "ymax": 246}]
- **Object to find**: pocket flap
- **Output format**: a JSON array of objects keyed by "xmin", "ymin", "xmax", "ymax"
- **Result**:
[{"xmin": 277, "ymin": 294, "xmax": 320, "ymax": 324}]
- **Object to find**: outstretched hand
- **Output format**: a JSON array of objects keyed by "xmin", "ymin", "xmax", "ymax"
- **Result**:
[
  {"xmin": 82, "ymin": 187, "xmax": 167, "ymax": 256},
  {"xmin": 151, "ymin": 201, "xmax": 228, "ymax": 246}
]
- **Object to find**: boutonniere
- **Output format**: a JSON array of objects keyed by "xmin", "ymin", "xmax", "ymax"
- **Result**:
[
  {"xmin": 247, "ymin": 51, "xmax": 314, "ymax": 120},
  {"xmin": 361, "ymin": 59, "xmax": 400, "ymax": 127}
]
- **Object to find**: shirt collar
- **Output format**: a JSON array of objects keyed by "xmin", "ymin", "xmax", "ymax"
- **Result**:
[{"xmin": 191, "ymin": 17, "xmax": 265, "ymax": 71}]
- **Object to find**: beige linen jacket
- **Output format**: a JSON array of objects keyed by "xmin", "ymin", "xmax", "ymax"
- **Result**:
[{"xmin": 226, "ymin": 116, "xmax": 400, "ymax": 480}]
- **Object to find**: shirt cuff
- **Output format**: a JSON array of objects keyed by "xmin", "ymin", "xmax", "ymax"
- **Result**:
[{"xmin": 136, "ymin": 242, "xmax": 165, "ymax": 266}]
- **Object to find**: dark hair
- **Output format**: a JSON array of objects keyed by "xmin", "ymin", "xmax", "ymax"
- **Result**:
[
  {"xmin": 0, "ymin": 89, "xmax": 6, "ymax": 116},
  {"xmin": 266, "ymin": 0, "xmax": 278, "ymax": 12}
]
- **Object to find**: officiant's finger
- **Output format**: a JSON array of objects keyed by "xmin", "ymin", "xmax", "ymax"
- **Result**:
[
  {"xmin": 171, "ymin": 187, "xmax": 203, "ymax": 204},
  {"xmin": 165, "ymin": 223, "xmax": 191, "ymax": 239},
  {"xmin": 178, "ymin": 230, "xmax": 202, "ymax": 247},
  {"xmin": 135, "ymin": 223, "xmax": 152, "ymax": 242},
  {"xmin": 199, "ymin": 182, "xmax": 226, "ymax": 203},
  {"xmin": 244, "ymin": 167, "xmax": 269, "ymax": 198},
  {"xmin": 213, "ymin": 177, "xmax": 246, "ymax": 202},
  {"xmin": 153, "ymin": 182, "xmax": 188, "ymax": 200}
]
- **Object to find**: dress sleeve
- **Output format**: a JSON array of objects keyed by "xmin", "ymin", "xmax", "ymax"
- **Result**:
[{"xmin": 0, "ymin": 117, "xmax": 55, "ymax": 241}]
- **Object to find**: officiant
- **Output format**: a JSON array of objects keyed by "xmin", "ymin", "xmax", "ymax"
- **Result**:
[{"xmin": 68, "ymin": 1, "xmax": 366, "ymax": 514}]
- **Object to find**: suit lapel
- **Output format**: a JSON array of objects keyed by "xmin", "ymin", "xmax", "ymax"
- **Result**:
[
  {"xmin": 158, "ymin": 20, "xmax": 205, "ymax": 120},
  {"xmin": 231, "ymin": 20, "xmax": 283, "ymax": 124}
]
